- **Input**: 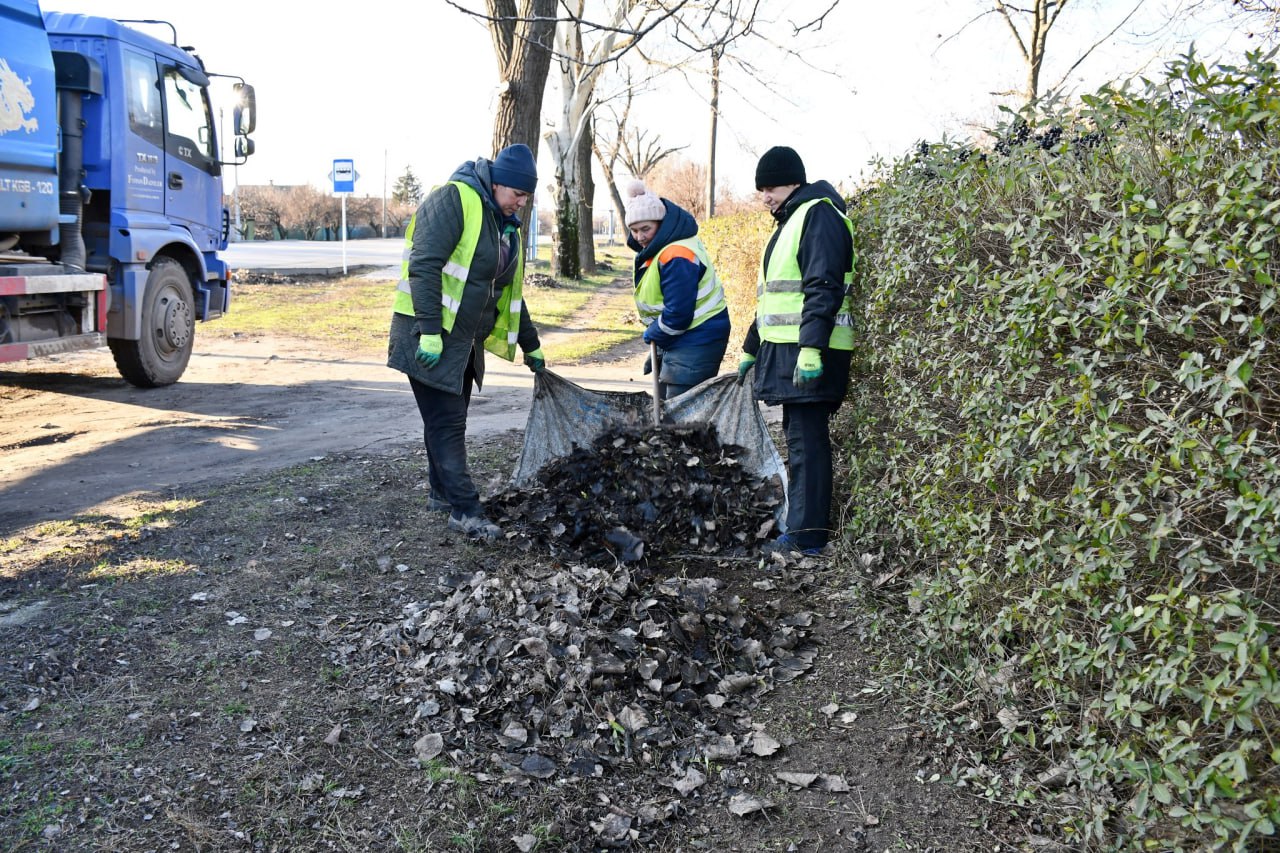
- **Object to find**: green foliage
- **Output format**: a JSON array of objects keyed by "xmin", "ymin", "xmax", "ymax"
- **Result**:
[
  {"xmin": 842, "ymin": 50, "xmax": 1280, "ymax": 851},
  {"xmin": 392, "ymin": 167, "xmax": 424, "ymax": 206}
]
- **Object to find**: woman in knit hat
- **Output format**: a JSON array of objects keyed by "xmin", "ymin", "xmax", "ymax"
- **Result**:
[
  {"xmin": 624, "ymin": 179, "xmax": 730, "ymax": 399},
  {"xmin": 387, "ymin": 143, "xmax": 547, "ymax": 541}
]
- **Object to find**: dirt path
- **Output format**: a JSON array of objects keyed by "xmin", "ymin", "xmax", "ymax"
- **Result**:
[
  {"xmin": 535, "ymin": 271, "xmax": 650, "ymax": 364},
  {"xmin": 0, "ymin": 331, "xmax": 650, "ymax": 535}
]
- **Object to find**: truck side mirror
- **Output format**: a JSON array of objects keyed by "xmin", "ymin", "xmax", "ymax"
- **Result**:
[
  {"xmin": 233, "ymin": 83, "xmax": 256, "ymax": 136},
  {"xmin": 235, "ymin": 137, "xmax": 255, "ymax": 158}
]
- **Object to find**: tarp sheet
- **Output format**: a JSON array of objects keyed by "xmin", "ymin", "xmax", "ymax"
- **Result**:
[{"xmin": 513, "ymin": 370, "xmax": 788, "ymax": 526}]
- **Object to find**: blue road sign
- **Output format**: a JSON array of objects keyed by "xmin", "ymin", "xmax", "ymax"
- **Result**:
[{"xmin": 332, "ymin": 159, "xmax": 356, "ymax": 193}]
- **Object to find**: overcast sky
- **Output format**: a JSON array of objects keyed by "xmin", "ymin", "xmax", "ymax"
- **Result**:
[{"xmin": 69, "ymin": 0, "xmax": 1254, "ymax": 203}]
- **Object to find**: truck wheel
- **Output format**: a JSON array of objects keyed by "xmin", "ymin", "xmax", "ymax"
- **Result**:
[{"xmin": 109, "ymin": 258, "xmax": 196, "ymax": 387}]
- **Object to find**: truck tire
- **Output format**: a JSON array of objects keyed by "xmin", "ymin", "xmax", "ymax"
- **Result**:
[{"xmin": 109, "ymin": 258, "xmax": 196, "ymax": 387}]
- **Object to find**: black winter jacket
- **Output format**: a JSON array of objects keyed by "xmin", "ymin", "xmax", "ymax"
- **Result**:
[{"xmin": 742, "ymin": 180, "xmax": 854, "ymax": 406}]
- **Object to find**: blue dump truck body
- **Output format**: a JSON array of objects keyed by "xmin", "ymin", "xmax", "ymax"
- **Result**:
[{"xmin": 0, "ymin": 0, "xmax": 255, "ymax": 386}]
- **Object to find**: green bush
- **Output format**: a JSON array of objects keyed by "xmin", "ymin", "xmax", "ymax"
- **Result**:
[{"xmin": 843, "ymin": 51, "xmax": 1280, "ymax": 851}]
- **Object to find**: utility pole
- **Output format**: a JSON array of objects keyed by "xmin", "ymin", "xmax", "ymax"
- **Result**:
[{"xmin": 382, "ymin": 148, "xmax": 387, "ymax": 238}]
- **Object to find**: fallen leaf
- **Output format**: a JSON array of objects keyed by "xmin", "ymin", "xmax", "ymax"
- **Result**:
[
  {"xmin": 776, "ymin": 772, "xmax": 818, "ymax": 788},
  {"xmin": 520, "ymin": 754, "xmax": 556, "ymax": 779},
  {"xmin": 670, "ymin": 767, "xmax": 707, "ymax": 797},
  {"xmin": 323, "ymin": 724, "xmax": 342, "ymax": 746},
  {"xmin": 818, "ymin": 774, "xmax": 850, "ymax": 792},
  {"xmin": 749, "ymin": 732, "xmax": 781, "ymax": 756},
  {"xmin": 414, "ymin": 732, "xmax": 444, "ymax": 763},
  {"xmin": 728, "ymin": 792, "xmax": 775, "ymax": 816},
  {"xmin": 997, "ymin": 707, "xmax": 1020, "ymax": 732},
  {"xmin": 297, "ymin": 772, "xmax": 324, "ymax": 793},
  {"xmin": 328, "ymin": 785, "xmax": 364, "ymax": 799}
]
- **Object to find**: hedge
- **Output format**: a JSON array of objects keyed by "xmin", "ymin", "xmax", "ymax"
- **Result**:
[{"xmin": 841, "ymin": 50, "xmax": 1280, "ymax": 850}]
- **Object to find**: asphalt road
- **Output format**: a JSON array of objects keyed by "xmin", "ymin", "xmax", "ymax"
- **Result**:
[{"xmin": 222, "ymin": 237, "xmax": 403, "ymax": 275}]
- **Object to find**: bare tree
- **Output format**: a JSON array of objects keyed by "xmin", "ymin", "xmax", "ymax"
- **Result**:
[
  {"xmin": 1191, "ymin": 0, "xmax": 1280, "ymax": 42},
  {"xmin": 942, "ymin": 0, "xmax": 1149, "ymax": 104},
  {"xmin": 641, "ymin": 1, "xmax": 842, "ymax": 216},
  {"xmin": 649, "ymin": 157, "xmax": 709, "ymax": 219},
  {"xmin": 237, "ymin": 185, "xmax": 286, "ymax": 240},
  {"xmin": 591, "ymin": 76, "xmax": 685, "ymax": 231},
  {"xmin": 577, "ymin": 112, "xmax": 597, "ymax": 273},
  {"xmin": 279, "ymin": 186, "xmax": 338, "ymax": 240},
  {"xmin": 647, "ymin": 154, "xmax": 754, "ymax": 219},
  {"xmin": 448, "ymin": 0, "xmax": 557, "ymax": 236},
  {"xmin": 544, "ymin": 0, "xmax": 642, "ymax": 279},
  {"xmin": 479, "ymin": 0, "xmax": 559, "ymax": 155}
]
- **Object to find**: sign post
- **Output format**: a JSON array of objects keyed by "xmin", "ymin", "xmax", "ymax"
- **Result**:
[{"xmin": 330, "ymin": 159, "xmax": 358, "ymax": 273}]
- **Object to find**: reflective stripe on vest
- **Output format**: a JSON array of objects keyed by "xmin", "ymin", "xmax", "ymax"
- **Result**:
[
  {"xmin": 634, "ymin": 237, "xmax": 726, "ymax": 337},
  {"xmin": 756, "ymin": 197, "xmax": 855, "ymax": 350},
  {"xmin": 392, "ymin": 181, "xmax": 525, "ymax": 361}
]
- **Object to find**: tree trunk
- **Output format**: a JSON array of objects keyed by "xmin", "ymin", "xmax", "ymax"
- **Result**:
[
  {"xmin": 487, "ymin": 0, "xmax": 556, "ymax": 232},
  {"xmin": 593, "ymin": 138, "xmax": 627, "ymax": 245},
  {"xmin": 488, "ymin": 0, "xmax": 556, "ymax": 153},
  {"xmin": 706, "ymin": 44, "xmax": 721, "ymax": 219},
  {"xmin": 555, "ymin": 182, "xmax": 580, "ymax": 280},
  {"xmin": 577, "ymin": 115, "xmax": 597, "ymax": 275}
]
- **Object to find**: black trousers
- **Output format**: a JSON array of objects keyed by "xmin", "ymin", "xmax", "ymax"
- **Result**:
[
  {"xmin": 782, "ymin": 401, "xmax": 835, "ymax": 550},
  {"xmin": 408, "ymin": 360, "xmax": 483, "ymax": 517}
]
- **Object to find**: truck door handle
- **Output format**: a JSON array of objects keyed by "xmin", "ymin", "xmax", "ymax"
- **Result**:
[{"xmin": 168, "ymin": 172, "xmax": 184, "ymax": 189}]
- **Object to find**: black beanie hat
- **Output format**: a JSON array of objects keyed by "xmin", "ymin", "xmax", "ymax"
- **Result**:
[
  {"xmin": 490, "ymin": 143, "xmax": 538, "ymax": 193},
  {"xmin": 755, "ymin": 146, "xmax": 806, "ymax": 190}
]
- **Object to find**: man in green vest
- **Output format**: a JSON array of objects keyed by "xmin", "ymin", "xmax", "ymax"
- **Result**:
[
  {"xmin": 738, "ymin": 146, "xmax": 856, "ymax": 557},
  {"xmin": 386, "ymin": 143, "xmax": 547, "ymax": 540}
]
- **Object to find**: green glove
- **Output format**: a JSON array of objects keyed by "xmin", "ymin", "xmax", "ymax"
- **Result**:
[
  {"xmin": 415, "ymin": 333, "xmax": 443, "ymax": 368},
  {"xmin": 792, "ymin": 347, "xmax": 823, "ymax": 386},
  {"xmin": 737, "ymin": 354, "xmax": 756, "ymax": 380},
  {"xmin": 524, "ymin": 347, "xmax": 546, "ymax": 373}
]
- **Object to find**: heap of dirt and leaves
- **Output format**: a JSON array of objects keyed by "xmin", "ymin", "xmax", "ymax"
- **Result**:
[
  {"xmin": 324, "ymin": 423, "xmax": 815, "ymax": 847},
  {"xmin": 827, "ymin": 50, "xmax": 1280, "ymax": 851},
  {"xmin": 488, "ymin": 423, "xmax": 782, "ymax": 564}
]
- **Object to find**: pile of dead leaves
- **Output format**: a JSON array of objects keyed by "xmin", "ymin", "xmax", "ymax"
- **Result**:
[
  {"xmin": 324, "ymin": 560, "xmax": 818, "ymax": 847},
  {"xmin": 487, "ymin": 423, "xmax": 782, "ymax": 567},
  {"xmin": 319, "ymin": 424, "xmax": 823, "ymax": 847}
]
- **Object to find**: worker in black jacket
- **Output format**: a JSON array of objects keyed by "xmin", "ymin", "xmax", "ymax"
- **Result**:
[{"xmin": 739, "ymin": 146, "xmax": 856, "ymax": 557}]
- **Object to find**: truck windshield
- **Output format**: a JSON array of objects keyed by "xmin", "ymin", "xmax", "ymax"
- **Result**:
[{"xmin": 162, "ymin": 66, "xmax": 215, "ymax": 172}]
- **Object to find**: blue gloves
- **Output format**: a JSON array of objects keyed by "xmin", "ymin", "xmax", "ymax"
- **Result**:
[
  {"xmin": 415, "ymin": 334, "xmax": 443, "ymax": 368},
  {"xmin": 642, "ymin": 323, "xmax": 658, "ymax": 344},
  {"xmin": 524, "ymin": 348, "xmax": 546, "ymax": 373},
  {"xmin": 792, "ymin": 347, "xmax": 823, "ymax": 386}
]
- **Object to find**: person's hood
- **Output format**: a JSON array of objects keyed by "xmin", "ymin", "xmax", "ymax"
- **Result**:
[
  {"xmin": 773, "ymin": 180, "xmax": 846, "ymax": 224},
  {"xmin": 628, "ymin": 199, "xmax": 699, "ymax": 263},
  {"xmin": 449, "ymin": 158, "xmax": 522, "ymax": 228}
]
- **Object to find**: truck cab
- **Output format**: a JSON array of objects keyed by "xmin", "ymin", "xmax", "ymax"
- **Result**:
[{"xmin": 0, "ymin": 0, "xmax": 255, "ymax": 386}]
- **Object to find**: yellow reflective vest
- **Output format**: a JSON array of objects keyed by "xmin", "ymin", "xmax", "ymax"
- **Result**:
[
  {"xmin": 756, "ymin": 198, "xmax": 855, "ymax": 350},
  {"xmin": 634, "ymin": 237, "xmax": 726, "ymax": 336},
  {"xmin": 392, "ymin": 181, "xmax": 525, "ymax": 361}
]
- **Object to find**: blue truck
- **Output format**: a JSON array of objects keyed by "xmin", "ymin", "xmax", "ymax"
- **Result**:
[{"xmin": 0, "ymin": 0, "xmax": 255, "ymax": 386}]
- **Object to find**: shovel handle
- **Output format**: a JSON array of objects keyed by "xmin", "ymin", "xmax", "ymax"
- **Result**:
[{"xmin": 651, "ymin": 341, "xmax": 661, "ymax": 426}]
